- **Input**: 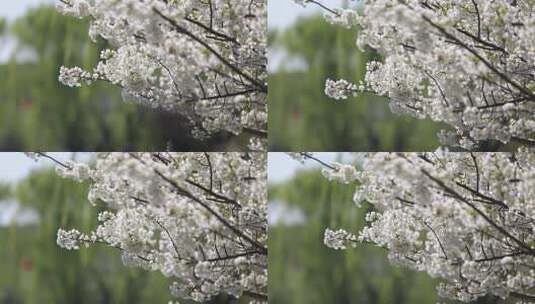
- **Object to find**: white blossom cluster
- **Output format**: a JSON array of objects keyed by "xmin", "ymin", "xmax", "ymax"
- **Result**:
[
  {"xmin": 56, "ymin": 0, "xmax": 267, "ymax": 148},
  {"xmin": 324, "ymin": 79, "xmax": 359, "ymax": 101},
  {"xmin": 41, "ymin": 152, "xmax": 267, "ymax": 302},
  {"xmin": 293, "ymin": 152, "xmax": 535, "ymax": 302},
  {"xmin": 320, "ymin": 162, "xmax": 358, "ymax": 184},
  {"xmin": 293, "ymin": 0, "xmax": 535, "ymax": 150},
  {"xmin": 324, "ymin": 228, "xmax": 358, "ymax": 250}
]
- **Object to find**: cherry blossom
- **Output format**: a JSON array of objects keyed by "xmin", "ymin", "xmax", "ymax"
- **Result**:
[
  {"xmin": 292, "ymin": 0, "xmax": 535, "ymax": 150},
  {"xmin": 56, "ymin": 0, "xmax": 267, "ymax": 149},
  {"xmin": 34, "ymin": 152, "xmax": 267, "ymax": 302},
  {"xmin": 293, "ymin": 152, "xmax": 535, "ymax": 303}
]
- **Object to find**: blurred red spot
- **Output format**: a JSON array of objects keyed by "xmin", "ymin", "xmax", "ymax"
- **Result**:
[
  {"xmin": 20, "ymin": 99, "xmax": 33, "ymax": 111},
  {"xmin": 20, "ymin": 258, "xmax": 33, "ymax": 272}
]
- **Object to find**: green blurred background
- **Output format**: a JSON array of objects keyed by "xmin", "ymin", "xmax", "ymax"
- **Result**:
[
  {"xmin": 0, "ymin": 154, "xmax": 246, "ymax": 303},
  {"xmin": 268, "ymin": 11, "xmax": 445, "ymax": 151},
  {"xmin": 0, "ymin": 5, "xmax": 244, "ymax": 151},
  {"xmin": 268, "ymin": 153, "xmax": 509, "ymax": 304}
]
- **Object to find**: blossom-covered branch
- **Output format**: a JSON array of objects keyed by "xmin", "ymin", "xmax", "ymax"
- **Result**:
[
  {"xmin": 56, "ymin": 0, "xmax": 267, "ymax": 149},
  {"xmin": 32, "ymin": 152, "xmax": 267, "ymax": 302},
  {"xmin": 293, "ymin": 0, "xmax": 535, "ymax": 150},
  {"xmin": 293, "ymin": 152, "xmax": 535, "ymax": 302}
]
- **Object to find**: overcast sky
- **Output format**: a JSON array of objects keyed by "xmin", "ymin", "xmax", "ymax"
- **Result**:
[
  {"xmin": 269, "ymin": 0, "xmax": 345, "ymax": 29},
  {"xmin": 0, "ymin": 0, "xmax": 54, "ymax": 21},
  {"xmin": 0, "ymin": 153, "xmax": 91, "ymax": 184}
]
